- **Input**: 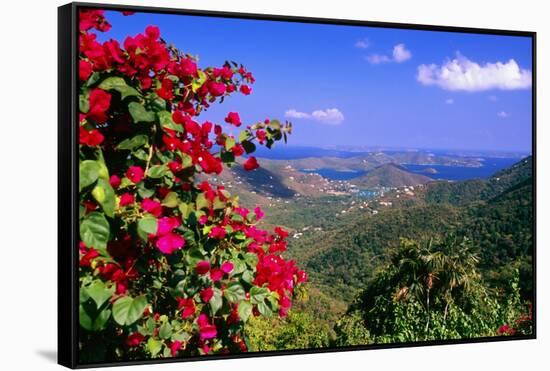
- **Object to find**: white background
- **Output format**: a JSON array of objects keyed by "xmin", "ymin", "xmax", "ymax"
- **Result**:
[{"xmin": 0, "ymin": 0, "xmax": 546, "ymax": 369}]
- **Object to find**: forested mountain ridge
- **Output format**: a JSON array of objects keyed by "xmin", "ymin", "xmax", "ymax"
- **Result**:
[
  {"xmin": 286, "ymin": 157, "xmax": 533, "ymax": 301},
  {"xmin": 244, "ymin": 156, "xmax": 533, "ymax": 349}
]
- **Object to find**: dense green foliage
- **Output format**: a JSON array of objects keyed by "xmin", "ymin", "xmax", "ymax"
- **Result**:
[
  {"xmin": 337, "ymin": 237, "xmax": 530, "ymax": 344},
  {"xmin": 247, "ymin": 157, "xmax": 533, "ymax": 346}
]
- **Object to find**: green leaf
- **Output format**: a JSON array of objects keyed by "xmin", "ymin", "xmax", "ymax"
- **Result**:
[
  {"xmin": 178, "ymin": 203, "xmax": 192, "ymax": 219},
  {"xmin": 223, "ymin": 282, "xmax": 245, "ymax": 304},
  {"xmin": 250, "ymin": 286, "xmax": 269, "ymax": 305},
  {"xmin": 147, "ymin": 337, "xmax": 163, "ymax": 357},
  {"xmin": 116, "ymin": 134, "xmax": 149, "ymax": 151},
  {"xmin": 80, "ymin": 160, "xmax": 100, "ymax": 191},
  {"xmin": 80, "ymin": 212, "xmax": 110, "ymax": 250},
  {"xmin": 238, "ymin": 300, "xmax": 253, "ymax": 322},
  {"xmin": 148, "ymin": 93, "xmax": 166, "ymax": 112},
  {"xmin": 257, "ymin": 301, "xmax": 273, "ymax": 317},
  {"xmin": 159, "ymin": 322, "xmax": 172, "ymax": 340},
  {"xmin": 85, "ymin": 280, "xmax": 115, "ymax": 308},
  {"xmin": 80, "ymin": 304, "xmax": 111, "ymax": 331},
  {"xmin": 162, "ymin": 192, "xmax": 179, "ymax": 208},
  {"xmin": 238, "ymin": 130, "xmax": 251, "ymax": 143},
  {"xmin": 96, "ymin": 157, "xmax": 109, "ymax": 180},
  {"xmin": 98, "ymin": 76, "xmax": 140, "ymax": 100},
  {"xmin": 242, "ymin": 140, "xmax": 256, "ymax": 154},
  {"xmin": 85, "ymin": 72, "xmax": 101, "ymax": 87},
  {"xmin": 225, "ymin": 137, "xmax": 236, "ymax": 151},
  {"xmin": 158, "ymin": 111, "xmax": 183, "ymax": 133},
  {"xmin": 179, "ymin": 153, "xmax": 193, "ymax": 168},
  {"xmin": 212, "ymin": 197, "xmax": 225, "ymax": 210},
  {"xmin": 269, "ymin": 120, "xmax": 281, "ymax": 131},
  {"xmin": 242, "ymin": 270, "xmax": 254, "ymax": 284},
  {"xmin": 147, "ymin": 165, "xmax": 167, "ymax": 179},
  {"xmin": 220, "ymin": 150, "xmax": 235, "ymax": 164},
  {"xmin": 79, "ymin": 90, "xmax": 90, "ymax": 113},
  {"xmin": 209, "ymin": 288, "xmax": 223, "ymax": 315},
  {"xmin": 191, "ymin": 70, "xmax": 207, "ymax": 93},
  {"xmin": 195, "ymin": 193, "xmax": 209, "ymax": 210},
  {"xmin": 112, "ymin": 295, "xmax": 148, "ymax": 326},
  {"xmin": 128, "ymin": 102, "xmax": 156, "ymax": 123},
  {"xmin": 91, "ymin": 179, "xmax": 116, "ymax": 218},
  {"xmin": 137, "ymin": 215, "xmax": 157, "ymax": 242},
  {"xmin": 185, "ymin": 248, "xmax": 204, "ymax": 267},
  {"xmin": 133, "ymin": 149, "xmax": 149, "ymax": 161},
  {"xmin": 137, "ymin": 182, "xmax": 155, "ymax": 198}
]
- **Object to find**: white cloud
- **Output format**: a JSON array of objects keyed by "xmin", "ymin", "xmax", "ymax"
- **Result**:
[
  {"xmin": 284, "ymin": 109, "xmax": 311, "ymax": 119},
  {"xmin": 311, "ymin": 108, "xmax": 345, "ymax": 125},
  {"xmin": 366, "ymin": 43, "xmax": 412, "ymax": 64},
  {"xmin": 393, "ymin": 43, "xmax": 412, "ymax": 62},
  {"xmin": 417, "ymin": 53, "xmax": 532, "ymax": 91},
  {"xmin": 498, "ymin": 111, "xmax": 510, "ymax": 118},
  {"xmin": 445, "ymin": 98, "xmax": 454, "ymax": 104},
  {"xmin": 354, "ymin": 39, "xmax": 370, "ymax": 49},
  {"xmin": 284, "ymin": 108, "xmax": 344, "ymax": 125}
]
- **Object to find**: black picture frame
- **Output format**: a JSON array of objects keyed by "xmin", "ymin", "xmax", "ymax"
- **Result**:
[{"xmin": 58, "ymin": 2, "xmax": 537, "ymax": 368}]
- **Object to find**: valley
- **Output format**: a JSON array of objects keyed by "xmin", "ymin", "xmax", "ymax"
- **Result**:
[{"xmin": 204, "ymin": 148, "xmax": 533, "ymax": 348}]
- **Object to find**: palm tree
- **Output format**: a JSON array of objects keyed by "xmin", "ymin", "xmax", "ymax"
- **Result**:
[{"xmin": 390, "ymin": 235, "xmax": 480, "ymax": 333}]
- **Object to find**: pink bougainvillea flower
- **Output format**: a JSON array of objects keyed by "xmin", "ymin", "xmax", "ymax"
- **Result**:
[
  {"xmin": 209, "ymin": 268, "xmax": 223, "ymax": 282},
  {"xmin": 221, "ymin": 261, "xmax": 234, "ymax": 274},
  {"xmin": 197, "ymin": 313, "xmax": 217, "ymax": 340},
  {"xmin": 274, "ymin": 226, "xmax": 289, "ymax": 239},
  {"xmin": 296, "ymin": 270, "xmax": 308, "ymax": 283},
  {"xmin": 145, "ymin": 25, "xmax": 160, "ymax": 40},
  {"xmin": 213, "ymin": 66, "xmax": 234, "ymax": 80},
  {"xmin": 256, "ymin": 129, "xmax": 267, "ymax": 144},
  {"xmin": 208, "ymin": 226, "xmax": 226, "ymax": 240},
  {"xmin": 109, "ymin": 174, "xmax": 121, "ymax": 189},
  {"xmin": 86, "ymin": 88, "xmax": 111, "ymax": 123},
  {"xmin": 177, "ymin": 297, "xmax": 196, "ymax": 319},
  {"xmin": 239, "ymin": 84, "xmax": 252, "ymax": 95},
  {"xmin": 231, "ymin": 144, "xmax": 245, "ymax": 156},
  {"xmin": 200, "ymin": 287, "xmax": 214, "ymax": 303},
  {"xmin": 126, "ymin": 332, "xmax": 145, "ymax": 347},
  {"xmin": 119, "ymin": 193, "xmax": 135, "ymax": 207},
  {"xmin": 198, "ymin": 215, "xmax": 209, "ymax": 225},
  {"xmin": 79, "ymin": 9, "xmax": 111, "ymax": 32},
  {"xmin": 254, "ymin": 206, "xmax": 265, "ymax": 220},
  {"xmin": 79, "ymin": 248, "xmax": 99, "ymax": 267},
  {"xmin": 157, "ymin": 216, "xmax": 181, "ymax": 236},
  {"xmin": 243, "ymin": 156, "xmax": 259, "ymax": 171},
  {"xmin": 179, "ymin": 58, "xmax": 197, "ymax": 77},
  {"xmin": 169, "ymin": 341, "xmax": 182, "ymax": 357},
  {"xmin": 278, "ymin": 294, "xmax": 292, "ymax": 317},
  {"xmin": 79, "ymin": 126, "xmax": 104, "ymax": 147},
  {"xmin": 224, "ymin": 112, "xmax": 241, "ymax": 127},
  {"xmin": 126, "ymin": 166, "xmax": 144, "ymax": 183},
  {"xmin": 79, "ymin": 60, "xmax": 93, "ymax": 81},
  {"xmin": 156, "ymin": 78, "xmax": 174, "ymax": 101},
  {"xmin": 156, "ymin": 232, "xmax": 185, "ymax": 254},
  {"xmin": 195, "ymin": 261, "xmax": 211, "ymax": 275},
  {"xmin": 208, "ymin": 81, "xmax": 226, "ymax": 97},
  {"xmin": 141, "ymin": 198, "xmax": 162, "ymax": 217}
]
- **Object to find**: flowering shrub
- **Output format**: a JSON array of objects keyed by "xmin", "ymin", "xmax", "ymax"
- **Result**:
[
  {"xmin": 77, "ymin": 9, "xmax": 306, "ymax": 361},
  {"xmin": 497, "ymin": 303, "xmax": 533, "ymax": 336}
]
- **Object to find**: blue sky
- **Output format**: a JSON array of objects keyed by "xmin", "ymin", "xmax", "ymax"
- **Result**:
[{"xmin": 99, "ymin": 10, "xmax": 533, "ymax": 153}]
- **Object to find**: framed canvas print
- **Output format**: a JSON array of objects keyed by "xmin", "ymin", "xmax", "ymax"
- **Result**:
[{"xmin": 58, "ymin": 2, "xmax": 536, "ymax": 368}]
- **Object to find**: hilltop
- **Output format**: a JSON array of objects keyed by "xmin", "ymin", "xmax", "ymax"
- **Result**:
[{"xmin": 350, "ymin": 163, "xmax": 432, "ymax": 188}]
